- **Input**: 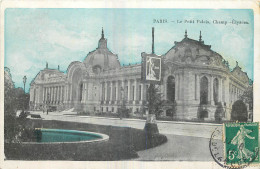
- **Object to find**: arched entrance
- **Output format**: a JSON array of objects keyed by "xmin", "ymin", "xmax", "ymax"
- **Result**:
[
  {"xmin": 200, "ymin": 76, "xmax": 208, "ymax": 105},
  {"xmin": 71, "ymin": 68, "xmax": 83, "ymax": 102},
  {"xmin": 231, "ymin": 100, "xmax": 248, "ymax": 122}
]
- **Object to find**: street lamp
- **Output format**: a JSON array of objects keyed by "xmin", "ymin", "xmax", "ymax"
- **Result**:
[{"xmin": 23, "ymin": 75, "xmax": 27, "ymax": 93}]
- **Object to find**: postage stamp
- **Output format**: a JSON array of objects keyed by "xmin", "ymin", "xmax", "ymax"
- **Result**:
[{"xmin": 224, "ymin": 122, "xmax": 259, "ymax": 167}]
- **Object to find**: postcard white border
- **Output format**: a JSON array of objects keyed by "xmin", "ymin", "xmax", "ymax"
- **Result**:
[{"xmin": 0, "ymin": 1, "xmax": 259, "ymax": 169}]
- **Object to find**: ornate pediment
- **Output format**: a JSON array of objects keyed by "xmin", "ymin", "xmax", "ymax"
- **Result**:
[
  {"xmin": 231, "ymin": 66, "xmax": 249, "ymax": 84},
  {"xmin": 164, "ymin": 38, "xmax": 228, "ymax": 70}
]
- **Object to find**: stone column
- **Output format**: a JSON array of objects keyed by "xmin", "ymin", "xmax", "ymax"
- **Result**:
[
  {"xmin": 42, "ymin": 87, "xmax": 45, "ymax": 103},
  {"xmin": 141, "ymin": 83, "xmax": 144, "ymax": 101},
  {"xmin": 121, "ymin": 80, "xmax": 125, "ymax": 100},
  {"xmin": 116, "ymin": 81, "xmax": 119, "ymax": 101},
  {"xmin": 50, "ymin": 87, "xmax": 52, "ymax": 102},
  {"xmin": 69, "ymin": 84, "xmax": 73, "ymax": 102},
  {"xmin": 99, "ymin": 82, "xmax": 103, "ymax": 101},
  {"xmin": 55, "ymin": 87, "xmax": 58, "ymax": 103},
  {"xmin": 58, "ymin": 86, "xmax": 61, "ymax": 102},
  {"xmin": 210, "ymin": 76, "xmax": 214, "ymax": 105},
  {"xmin": 60, "ymin": 86, "xmax": 62, "ymax": 102},
  {"xmin": 219, "ymin": 78, "xmax": 223, "ymax": 102},
  {"xmin": 196, "ymin": 74, "xmax": 200, "ymax": 101},
  {"xmin": 104, "ymin": 81, "xmax": 107, "ymax": 101},
  {"xmin": 128, "ymin": 80, "xmax": 131, "ymax": 101},
  {"xmin": 46, "ymin": 87, "xmax": 48, "ymax": 102},
  {"xmin": 110, "ymin": 81, "xmax": 113, "ymax": 102},
  {"xmin": 175, "ymin": 74, "xmax": 179, "ymax": 100},
  {"xmin": 64, "ymin": 84, "xmax": 68, "ymax": 103},
  {"xmin": 60, "ymin": 86, "xmax": 63, "ymax": 102},
  {"xmin": 179, "ymin": 74, "xmax": 183, "ymax": 100},
  {"xmin": 134, "ymin": 79, "xmax": 137, "ymax": 104}
]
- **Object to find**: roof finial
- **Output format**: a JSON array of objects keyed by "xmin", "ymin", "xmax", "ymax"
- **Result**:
[
  {"xmin": 46, "ymin": 62, "xmax": 48, "ymax": 69},
  {"xmin": 152, "ymin": 27, "xmax": 155, "ymax": 54},
  {"xmin": 236, "ymin": 61, "xmax": 238, "ymax": 67},
  {"xmin": 58, "ymin": 65, "xmax": 60, "ymax": 70},
  {"xmin": 199, "ymin": 31, "xmax": 202, "ymax": 42},
  {"xmin": 185, "ymin": 30, "xmax": 188, "ymax": 38},
  {"xmin": 101, "ymin": 27, "xmax": 104, "ymax": 39}
]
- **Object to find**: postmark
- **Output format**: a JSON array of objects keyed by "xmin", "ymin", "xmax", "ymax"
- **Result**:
[
  {"xmin": 210, "ymin": 123, "xmax": 260, "ymax": 169},
  {"xmin": 224, "ymin": 122, "xmax": 259, "ymax": 168}
]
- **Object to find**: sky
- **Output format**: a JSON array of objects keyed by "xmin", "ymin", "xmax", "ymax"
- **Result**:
[{"xmin": 4, "ymin": 8, "xmax": 254, "ymax": 93}]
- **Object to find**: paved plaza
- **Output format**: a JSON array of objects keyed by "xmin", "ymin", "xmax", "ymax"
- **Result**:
[{"xmin": 30, "ymin": 111, "xmax": 222, "ymax": 161}]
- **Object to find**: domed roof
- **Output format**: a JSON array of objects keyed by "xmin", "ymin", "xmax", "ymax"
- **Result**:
[
  {"xmin": 164, "ymin": 30, "xmax": 228, "ymax": 70},
  {"xmin": 83, "ymin": 28, "xmax": 120, "ymax": 71}
]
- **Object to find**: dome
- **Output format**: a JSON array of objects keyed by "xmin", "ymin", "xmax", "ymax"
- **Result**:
[{"xmin": 83, "ymin": 28, "xmax": 120, "ymax": 71}]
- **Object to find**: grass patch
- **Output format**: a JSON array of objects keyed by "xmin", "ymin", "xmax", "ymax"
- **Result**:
[{"xmin": 5, "ymin": 119, "xmax": 167, "ymax": 160}]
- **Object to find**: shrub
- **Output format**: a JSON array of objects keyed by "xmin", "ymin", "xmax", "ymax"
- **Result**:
[
  {"xmin": 231, "ymin": 100, "xmax": 248, "ymax": 122},
  {"xmin": 214, "ymin": 102, "xmax": 224, "ymax": 123}
]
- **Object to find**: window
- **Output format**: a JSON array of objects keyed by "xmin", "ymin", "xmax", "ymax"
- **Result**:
[
  {"xmin": 167, "ymin": 76, "xmax": 175, "ymax": 102},
  {"xmin": 79, "ymin": 83, "xmax": 83, "ymax": 101},
  {"xmin": 200, "ymin": 76, "xmax": 208, "ymax": 105}
]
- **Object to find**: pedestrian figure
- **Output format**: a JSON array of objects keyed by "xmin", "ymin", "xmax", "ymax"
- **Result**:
[{"xmin": 231, "ymin": 125, "xmax": 255, "ymax": 160}]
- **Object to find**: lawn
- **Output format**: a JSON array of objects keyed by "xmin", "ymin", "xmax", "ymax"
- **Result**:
[{"xmin": 5, "ymin": 119, "xmax": 167, "ymax": 160}]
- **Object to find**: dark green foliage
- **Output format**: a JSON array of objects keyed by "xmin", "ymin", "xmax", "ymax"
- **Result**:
[
  {"xmin": 214, "ymin": 102, "xmax": 224, "ymax": 123},
  {"xmin": 4, "ymin": 75, "xmax": 30, "ymax": 143},
  {"xmin": 240, "ymin": 86, "xmax": 253, "ymax": 110},
  {"xmin": 5, "ymin": 120, "xmax": 167, "ymax": 160},
  {"xmin": 144, "ymin": 123, "xmax": 159, "ymax": 134},
  {"xmin": 19, "ymin": 111, "xmax": 28, "ymax": 119},
  {"xmin": 231, "ymin": 100, "xmax": 248, "ymax": 122},
  {"xmin": 20, "ymin": 128, "xmax": 42, "ymax": 142},
  {"xmin": 146, "ymin": 84, "xmax": 163, "ymax": 117}
]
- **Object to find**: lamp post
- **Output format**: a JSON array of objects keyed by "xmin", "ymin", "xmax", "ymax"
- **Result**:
[
  {"xmin": 120, "ymin": 86, "xmax": 125, "ymax": 119},
  {"xmin": 23, "ymin": 75, "xmax": 27, "ymax": 93}
]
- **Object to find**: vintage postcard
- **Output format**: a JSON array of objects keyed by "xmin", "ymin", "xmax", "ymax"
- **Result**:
[{"xmin": 1, "ymin": 1, "xmax": 259, "ymax": 169}]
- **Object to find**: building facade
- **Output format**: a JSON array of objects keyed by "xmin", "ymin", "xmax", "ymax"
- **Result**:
[{"xmin": 29, "ymin": 29, "xmax": 251, "ymax": 121}]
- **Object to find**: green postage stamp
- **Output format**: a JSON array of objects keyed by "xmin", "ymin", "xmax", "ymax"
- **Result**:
[{"xmin": 224, "ymin": 122, "xmax": 259, "ymax": 167}]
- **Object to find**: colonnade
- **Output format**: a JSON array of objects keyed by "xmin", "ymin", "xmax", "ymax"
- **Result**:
[
  {"xmin": 169, "ymin": 73, "xmax": 226, "ymax": 105},
  {"xmin": 43, "ymin": 85, "xmax": 65, "ymax": 104},
  {"xmin": 100, "ymin": 79, "xmax": 146, "ymax": 104},
  {"xmin": 229, "ymin": 83, "xmax": 243, "ymax": 103}
]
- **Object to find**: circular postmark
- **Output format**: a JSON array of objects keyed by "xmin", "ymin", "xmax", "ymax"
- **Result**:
[{"xmin": 209, "ymin": 127, "xmax": 259, "ymax": 169}]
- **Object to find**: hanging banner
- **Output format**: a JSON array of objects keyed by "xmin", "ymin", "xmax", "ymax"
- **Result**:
[{"xmin": 141, "ymin": 52, "xmax": 162, "ymax": 84}]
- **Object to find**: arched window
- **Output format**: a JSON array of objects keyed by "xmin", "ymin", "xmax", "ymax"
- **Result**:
[
  {"xmin": 213, "ymin": 78, "xmax": 219, "ymax": 105},
  {"xmin": 167, "ymin": 76, "xmax": 175, "ymax": 102},
  {"xmin": 79, "ymin": 83, "xmax": 83, "ymax": 101},
  {"xmin": 200, "ymin": 76, "xmax": 208, "ymax": 105}
]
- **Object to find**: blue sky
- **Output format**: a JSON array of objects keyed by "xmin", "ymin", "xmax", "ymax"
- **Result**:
[{"xmin": 4, "ymin": 8, "xmax": 254, "ymax": 93}]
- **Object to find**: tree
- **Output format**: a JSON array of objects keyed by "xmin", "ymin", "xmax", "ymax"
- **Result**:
[
  {"xmin": 231, "ymin": 100, "xmax": 248, "ymax": 122},
  {"xmin": 143, "ymin": 84, "xmax": 163, "ymax": 134},
  {"xmin": 240, "ymin": 86, "xmax": 253, "ymax": 111},
  {"xmin": 171, "ymin": 100, "xmax": 177, "ymax": 120},
  {"xmin": 4, "ymin": 74, "xmax": 30, "ymax": 143},
  {"xmin": 215, "ymin": 102, "xmax": 224, "ymax": 123},
  {"xmin": 146, "ymin": 84, "xmax": 163, "ymax": 118}
]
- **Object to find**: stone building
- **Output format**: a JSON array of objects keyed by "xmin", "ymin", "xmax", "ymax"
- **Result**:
[{"xmin": 29, "ymin": 29, "xmax": 251, "ymax": 121}]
